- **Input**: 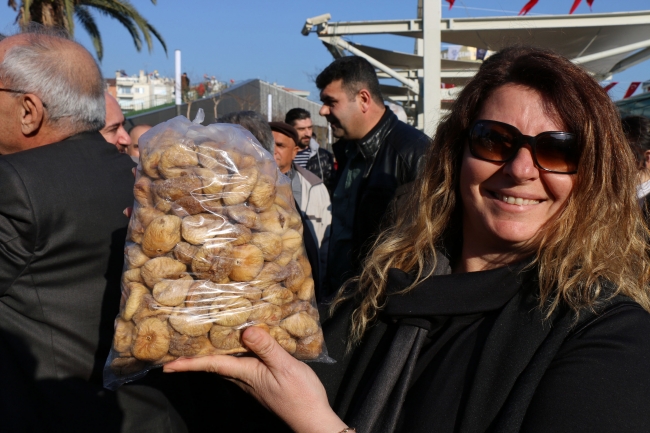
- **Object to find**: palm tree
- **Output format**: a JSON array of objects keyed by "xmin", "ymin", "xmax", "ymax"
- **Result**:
[{"xmin": 6, "ymin": 0, "xmax": 167, "ymax": 61}]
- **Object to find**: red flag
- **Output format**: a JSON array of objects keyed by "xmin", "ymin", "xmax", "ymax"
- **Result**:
[
  {"xmin": 586, "ymin": 0, "xmax": 595, "ymax": 9},
  {"xmin": 569, "ymin": 0, "xmax": 582, "ymax": 14},
  {"xmin": 519, "ymin": 0, "xmax": 539, "ymax": 15},
  {"xmin": 603, "ymin": 82, "xmax": 617, "ymax": 92},
  {"xmin": 624, "ymin": 82, "xmax": 641, "ymax": 99},
  {"xmin": 446, "ymin": 0, "xmax": 455, "ymax": 9}
]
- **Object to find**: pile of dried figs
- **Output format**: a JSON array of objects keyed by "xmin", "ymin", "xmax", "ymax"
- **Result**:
[{"xmin": 106, "ymin": 118, "xmax": 324, "ymax": 384}]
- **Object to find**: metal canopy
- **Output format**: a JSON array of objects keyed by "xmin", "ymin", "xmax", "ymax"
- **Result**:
[{"xmin": 303, "ymin": 7, "xmax": 650, "ymax": 132}]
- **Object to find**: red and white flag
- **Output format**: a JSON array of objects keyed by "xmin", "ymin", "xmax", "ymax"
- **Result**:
[
  {"xmin": 603, "ymin": 82, "xmax": 618, "ymax": 92},
  {"xmin": 624, "ymin": 82, "xmax": 641, "ymax": 99}
]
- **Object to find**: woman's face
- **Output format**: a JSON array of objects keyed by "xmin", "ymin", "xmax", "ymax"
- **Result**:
[{"xmin": 459, "ymin": 84, "xmax": 575, "ymax": 258}]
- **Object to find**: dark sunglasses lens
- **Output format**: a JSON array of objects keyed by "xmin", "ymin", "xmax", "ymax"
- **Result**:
[
  {"xmin": 535, "ymin": 133, "xmax": 578, "ymax": 173},
  {"xmin": 470, "ymin": 122, "xmax": 517, "ymax": 162}
]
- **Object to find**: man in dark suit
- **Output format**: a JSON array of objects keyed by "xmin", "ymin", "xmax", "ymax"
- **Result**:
[{"xmin": 0, "ymin": 30, "xmax": 186, "ymax": 432}]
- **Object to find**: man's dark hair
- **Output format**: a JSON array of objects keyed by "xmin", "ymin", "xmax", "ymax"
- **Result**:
[
  {"xmin": 285, "ymin": 108, "xmax": 311, "ymax": 126},
  {"xmin": 622, "ymin": 115, "xmax": 650, "ymax": 169},
  {"xmin": 216, "ymin": 110, "xmax": 274, "ymax": 152},
  {"xmin": 316, "ymin": 56, "xmax": 384, "ymax": 105}
]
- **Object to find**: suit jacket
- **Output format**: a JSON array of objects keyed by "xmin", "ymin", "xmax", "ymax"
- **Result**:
[{"xmin": 0, "ymin": 132, "xmax": 186, "ymax": 433}]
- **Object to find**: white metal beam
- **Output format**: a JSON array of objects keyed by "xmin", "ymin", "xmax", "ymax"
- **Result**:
[
  {"xmin": 319, "ymin": 36, "xmax": 420, "ymax": 94},
  {"xmin": 423, "ymin": 0, "xmax": 441, "ymax": 136},
  {"xmin": 610, "ymin": 47, "xmax": 650, "ymax": 75},
  {"xmin": 572, "ymin": 38, "xmax": 650, "ymax": 65}
]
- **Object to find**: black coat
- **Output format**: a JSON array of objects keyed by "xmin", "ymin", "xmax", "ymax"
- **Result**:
[
  {"xmin": 328, "ymin": 110, "xmax": 430, "ymax": 294},
  {"xmin": 0, "ymin": 132, "xmax": 187, "ymax": 433},
  {"xmin": 312, "ymin": 263, "xmax": 650, "ymax": 433}
]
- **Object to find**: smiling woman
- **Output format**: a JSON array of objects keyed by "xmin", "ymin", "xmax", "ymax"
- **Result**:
[{"xmin": 164, "ymin": 46, "xmax": 650, "ymax": 433}]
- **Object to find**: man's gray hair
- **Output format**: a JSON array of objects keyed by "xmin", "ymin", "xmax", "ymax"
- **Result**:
[
  {"xmin": 216, "ymin": 110, "xmax": 275, "ymax": 153},
  {"xmin": 0, "ymin": 26, "xmax": 105, "ymax": 132}
]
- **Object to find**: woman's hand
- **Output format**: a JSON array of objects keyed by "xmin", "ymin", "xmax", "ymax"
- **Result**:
[{"xmin": 163, "ymin": 326, "xmax": 348, "ymax": 433}]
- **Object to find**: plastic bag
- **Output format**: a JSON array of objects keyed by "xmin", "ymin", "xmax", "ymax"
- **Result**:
[{"xmin": 103, "ymin": 115, "xmax": 329, "ymax": 390}]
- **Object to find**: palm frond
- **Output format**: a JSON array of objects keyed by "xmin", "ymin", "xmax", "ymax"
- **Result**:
[
  {"xmin": 21, "ymin": 0, "xmax": 32, "ymax": 25},
  {"xmin": 82, "ymin": 0, "xmax": 166, "ymax": 55},
  {"xmin": 63, "ymin": 0, "xmax": 75, "ymax": 35},
  {"xmin": 75, "ymin": 5, "xmax": 103, "ymax": 60}
]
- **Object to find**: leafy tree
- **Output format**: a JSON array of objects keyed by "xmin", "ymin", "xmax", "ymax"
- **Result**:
[{"xmin": 6, "ymin": 0, "xmax": 167, "ymax": 61}]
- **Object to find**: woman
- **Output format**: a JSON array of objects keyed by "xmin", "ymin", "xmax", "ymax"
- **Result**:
[{"xmin": 164, "ymin": 46, "xmax": 650, "ymax": 432}]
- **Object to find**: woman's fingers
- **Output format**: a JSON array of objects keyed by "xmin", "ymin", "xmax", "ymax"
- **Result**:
[{"xmin": 239, "ymin": 326, "xmax": 293, "ymax": 373}]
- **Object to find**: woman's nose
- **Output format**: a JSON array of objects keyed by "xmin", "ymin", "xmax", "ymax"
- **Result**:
[{"xmin": 502, "ymin": 145, "xmax": 539, "ymax": 182}]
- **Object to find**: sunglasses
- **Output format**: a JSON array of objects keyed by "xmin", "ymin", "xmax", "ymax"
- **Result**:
[{"xmin": 468, "ymin": 119, "xmax": 579, "ymax": 174}]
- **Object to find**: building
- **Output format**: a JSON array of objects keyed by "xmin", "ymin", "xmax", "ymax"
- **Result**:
[{"xmin": 115, "ymin": 70, "xmax": 175, "ymax": 112}]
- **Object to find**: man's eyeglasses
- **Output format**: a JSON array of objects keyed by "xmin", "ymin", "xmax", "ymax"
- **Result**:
[
  {"xmin": 0, "ymin": 87, "xmax": 47, "ymax": 108},
  {"xmin": 467, "ymin": 119, "xmax": 579, "ymax": 174}
]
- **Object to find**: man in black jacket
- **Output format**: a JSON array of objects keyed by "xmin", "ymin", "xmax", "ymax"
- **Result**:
[
  {"xmin": 316, "ymin": 56, "xmax": 430, "ymax": 296},
  {"xmin": 0, "ymin": 30, "xmax": 186, "ymax": 432}
]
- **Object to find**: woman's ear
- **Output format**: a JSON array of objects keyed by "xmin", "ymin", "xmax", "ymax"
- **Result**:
[{"xmin": 644, "ymin": 150, "xmax": 650, "ymax": 170}]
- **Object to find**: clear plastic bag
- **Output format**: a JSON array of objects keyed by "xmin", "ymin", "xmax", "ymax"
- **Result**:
[{"xmin": 103, "ymin": 115, "xmax": 329, "ymax": 390}]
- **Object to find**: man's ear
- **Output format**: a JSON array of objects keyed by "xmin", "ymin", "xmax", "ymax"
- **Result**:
[
  {"xmin": 20, "ymin": 93, "xmax": 45, "ymax": 136},
  {"xmin": 644, "ymin": 149, "xmax": 650, "ymax": 170},
  {"xmin": 357, "ymin": 89, "xmax": 372, "ymax": 113}
]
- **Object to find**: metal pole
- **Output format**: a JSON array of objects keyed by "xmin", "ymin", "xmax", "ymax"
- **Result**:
[
  {"xmin": 267, "ymin": 94, "xmax": 273, "ymax": 121},
  {"xmin": 175, "ymin": 50, "xmax": 181, "ymax": 116},
  {"xmin": 423, "ymin": 0, "xmax": 441, "ymax": 137}
]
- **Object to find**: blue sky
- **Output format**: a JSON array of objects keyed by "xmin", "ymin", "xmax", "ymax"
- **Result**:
[{"xmin": 1, "ymin": 0, "xmax": 649, "ymax": 102}]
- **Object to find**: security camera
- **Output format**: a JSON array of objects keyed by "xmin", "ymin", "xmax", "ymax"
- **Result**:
[{"xmin": 301, "ymin": 13, "xmax": 331, "ymax": 36}]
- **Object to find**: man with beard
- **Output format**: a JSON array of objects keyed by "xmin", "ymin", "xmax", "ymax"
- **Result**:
[{"xmin": 316, "ymin": 56, "xmax": 430, "ymax": 296}]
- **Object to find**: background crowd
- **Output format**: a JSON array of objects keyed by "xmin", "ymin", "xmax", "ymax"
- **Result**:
[{"xmin": 1, "ymin": 25, "xmax": 650, "ymax": 433}]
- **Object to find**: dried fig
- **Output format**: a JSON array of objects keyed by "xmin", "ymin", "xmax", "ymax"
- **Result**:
[
  {"xmin": 197, "ymin": 144, "xmax": 237, "ymax": 172},
  {"xmin": 270, "ymin": 326, "xmax": 297, "ymax": 355},
  {"xmin": 123, "ymin": 282, "xmax": 150, "ymax": 321},
  {"xmin": 173, "ymin": 242, "xmax": 198, "ymax": 265},
  {"xmin": 191, "ymin": 241, "xmax": 234, "ymax": 282},
  {"xmin": 136, "ymin": 206, "xmax": 166, "ymax": 228},
  {"xmin": 211, "ymin": 296, "xmax": 253, "ymax": 327},
  {"xmin": 249, "ymin": 232, "xmax": 282, "ymax": 262},
  {"xmin": 153, "ymin": 176, "xmax": 203, "ymax": 202},
  {"xmin": 153, "ymin": 353, "xmax": 178, "ymax": 365},
  {"xmin": 281, "ymin": 229, "xmax": 302, "ymax": 254},
  {"xmin": 284, "ymin": 260, "xmax": 306, "ymax": 291},
  {"xmin": 153, "ymin": 279, "xmax": 193, "ymax": 307},
  {"xmin": 142, "ymin": 215, "xmax": 182, "ymax": 257},
  {"xmin": 170, "ymin": 196, "xmax": 205, "ymax": 217},
  {"xmin": 274, "ymin": 251, "xmax": 293, "ymax": 267},
  {"xmin": 280, "ymin": 300, "xmax": 319, "ymax": 320},
  {"xmin": 113, "ymin": 318, "xmax": 135, "ymax": 353},
  {"xmin": 132, "ymin": 318, "xmax": 171, "ymax": 362},
  {"xmin": 262, "ymin": 284, "xmax": 294, "ymax": 306},
  {"xmin": 132, "ymin": 294, "xmax": 172, "ymax": 324},
  {"xmin": 169, "ymin": 306, "xmax": 213, "ymax": 337},
  {"xmin": 257, "ymin": 204, "xmax": 290, "ymax": 235},
  {"xmin": 227, "ymin": 205, "xmax": 259, "ymax": 229},
  {"xmin": 169, "ymin": 332, "xmax": 214, "ymax": 357},
  {"xmin": 222, "ymin": 167, "xmax": 259, "ymax": 206},
  {"xmin": 141, "ymin": 257, "xmax": 187, "ymax": 288},
  {"xmin": 296, "ymin": 277, "xmax": 315, "ymax": 301},
  {"xmin": 194, "ymin": 167, "xmax": 229, "ymax": 195},
  {"xmin": 248, "ymin": 301, "xmax": 283, "ymax": 324},
  {"xmin": 209, "ymin": 325, "xmax": 242, "ymax": 350},
  {"xmin": 129, "ymin": 216, "xmax": 145, "ymax": 244},
  {"xmin": 122, "ymin": 268, "xmax": 143, "ymax": 285},
  {"xmin": 125, "ymin": 244, "xmax": 149, "ymax": 269},
  {"xmin": 159, "ymin": 143, "xmax": 199, "ymax": 178},
  {"xmin": 230, "ymin": 224, "xmax": 252, "ymax": 246},
  {"xmin": 134, "ymin": 175, "xmax": 154, "ymax": 207},
  {"xmin": 237, "ymin": 154, "xmax": 257, "ymax": 170},
  {"xmin": 248, "ymin": 174, "xmax": 276, "ymax": 211},
  {"xmin": 296, "ymin": 254, "xmax": 312, "ymax": 278},
  {"xmin": 280, "ymin": 312, "xmax": 319, "ymax": 338},
  {"xmin": 295, "ymin": 329, "xmax": 323, "ymax": 360},
  {"xmin": 141, "ymin": 146, "xmax": 167, "ymax": 180},
  {"xmin": 152, "ymin": 191, "xmax": 173, "ymax": 213},
  {"xmin": 182, "ymin": 213, "xmax": 229, "ymax": 245},
  {"xmin": 229, "ymin": 244, "xmax": 264, "ymax": 282}
]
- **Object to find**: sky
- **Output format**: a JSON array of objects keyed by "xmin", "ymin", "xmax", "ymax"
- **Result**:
[{"xmin": 1, "ymin": 0, "xmax": 649, "ymax": 102}]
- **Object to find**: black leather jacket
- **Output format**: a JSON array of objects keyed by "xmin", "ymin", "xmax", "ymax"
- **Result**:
[{"xmin": 329, "ymin": 109, "xmax": 430, "ymax": 290}]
